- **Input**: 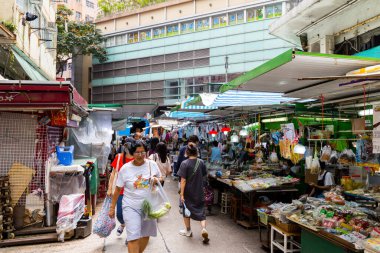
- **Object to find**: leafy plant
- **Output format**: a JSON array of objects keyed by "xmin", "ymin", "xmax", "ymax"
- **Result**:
[
  {"xmin": 2, "ymin": 21, "xmax": 16, "ymax": 33},
  {"xmin": 56, "ymin": 5, "xmax": 108, "ymax": 76},
  {"xmin": 98, "ymin": 0, "xmax": 167, "ymax": 16}
]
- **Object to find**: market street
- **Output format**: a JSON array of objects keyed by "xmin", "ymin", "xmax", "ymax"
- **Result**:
[{"xmin": 3, "ymin": 177, "xmax": 264, "ymax": 253}]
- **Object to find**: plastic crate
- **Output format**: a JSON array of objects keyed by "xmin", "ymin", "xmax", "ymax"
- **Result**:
[
  {"xmin": 56, "ymin": 145, "xmax": 74, "ymax": 166},
  {"xmin": 257, "ymin": 210, "xmax": 274, "ymax": 225}
]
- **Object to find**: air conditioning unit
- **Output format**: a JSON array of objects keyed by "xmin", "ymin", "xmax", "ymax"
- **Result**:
[
  {"xmin": 47, "ymin": 22, "xmax": 56, "ymax": 29},
  {"xmin": 29, "ymin": 0, "xmax": 42, "ymax": 6}
]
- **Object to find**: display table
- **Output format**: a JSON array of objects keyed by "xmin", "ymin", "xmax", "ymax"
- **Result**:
[{"xmin": 301, "ymin": 228, "xmax": 363, "ymax": 253}]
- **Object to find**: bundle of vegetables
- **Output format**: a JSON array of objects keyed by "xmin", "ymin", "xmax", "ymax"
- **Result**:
[{"xmin": 142, "ymin": 200, "xmax": 171, "ymax": 219}]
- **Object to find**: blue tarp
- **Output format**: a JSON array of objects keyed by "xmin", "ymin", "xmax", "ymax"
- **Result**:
[{"xmin": 355, "ymin": 46, "xmax": 380, "ymax": 58}]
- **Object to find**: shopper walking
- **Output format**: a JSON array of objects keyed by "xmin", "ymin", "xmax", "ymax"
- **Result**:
[
  {"xmin": 175, "ymin": 135, "xmax": 200, "ymax": 176},
  {"xmin": 107, "ymin": 142, "xmax": 134, "ymax": 237},
  {"xmin": 209, "ymin": 140, "xmax": 222, "ymax": 163},
  {"xmin": 109, "ymin": 141, "xmax": 162, "ymax": 252},
  {"xmin": 178, "ymin": 143, "xmax": 209, "ymax": 244},
  {"xmin": 149, "ymin": 142, "xmax": 172, "ymax": 186},
  {"xmin": 148, "ymin": 137, "xmax": 160, "ymax": 156}
]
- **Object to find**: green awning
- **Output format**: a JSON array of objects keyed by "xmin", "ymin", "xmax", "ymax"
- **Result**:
[
  {"xmin": 219, "ymin": 49, "xmax": 380, "ymax": 101},
  {"xmin": 12, "ymin": 47, "xmax": 49, "ymax": 81}
]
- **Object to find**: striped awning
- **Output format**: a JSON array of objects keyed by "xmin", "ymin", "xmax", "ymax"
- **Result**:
[
  {"xmin": 201, "ymin": 90, "xmax": 297, "ymax": 107},
  {"xmin": 168, "ymin": 111, "xmax": 210, "ymax": 119},
  {"xmin": 181, "ymin": 96, "xmax": 218, "ymax": 110}
]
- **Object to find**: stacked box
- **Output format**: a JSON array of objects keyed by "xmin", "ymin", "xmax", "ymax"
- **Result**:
[{"xmin": 0, "ymin": 176, "xmax": 15, "ymax": 240}]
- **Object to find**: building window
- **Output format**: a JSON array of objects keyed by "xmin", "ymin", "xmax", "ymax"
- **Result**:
[
  {"xmin": 247, "ymin": 7, "xmax": 264, "ymax": 22},
  {"xmin": 106, "ymin": 37, "xmax": 115, "ymax": 47},
  {"xmin": 213, "ymin": 15, "xmax": 227, "ymax": 28},
  {"xmin": 229, "ymin": 11, "xmax": 244, "ymax": 25},
  {"xmin": 164, "ymin": 80, "xmax": 181, "ymax": 99},
  {"xmin": 86, "ymin": 0, "xmax": 94, "ymax": 8},
  {"xmin": 75, "ymin": 11, "xmax": 82, "ymax": 21},
  {"xmin": 85, "ymin": 15, "xmax": 94, "ymax": 23},
  {"xmin": 128, "ymin": 32, "xmax": 138, "ymax": 43},
  {"xmin": 167, "ymin": 24, "xmax": 179, "ymax": 36},
  {"xmin": 273, "ymin": 3, "xmax": 283, "ymax": 17},
  {"xmin": 181, "ymin": 21, "xmax": 194, "ymax": 34},
  {"xmin": 196, "ymin": 18, "xmax": 209, "ymax": 31},
  {"xmin": 116, "ymin": 35, "xmax": 126, "ymax": 45},
  {"xmin": 153, "ymin": 27, "xmax": 165, "ymax": 39},
  {"xmin": 140, "ymin": 30, "xmax": 152, "ymax": 41}
]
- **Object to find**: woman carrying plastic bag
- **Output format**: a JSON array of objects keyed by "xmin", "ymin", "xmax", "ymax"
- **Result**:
[
  {"xmin": 142, "ymin": 182, "xmax": 171, "ymax": 220},
  {"xmin": 93, "ymin": 196, "xmax": 116, "ymax": 238},
  {"xmin": 109, "ymin": 141, "xmax": 162, "ymax": 253}
]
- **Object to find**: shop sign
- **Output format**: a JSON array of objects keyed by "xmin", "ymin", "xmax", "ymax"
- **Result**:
[
  {"xmin": 0, "ymin": 92, "xmax": 20, "ymax": 102},
  {"xmin": 0, "ymin": 91, "xmax": 70, "ymax": 105}
]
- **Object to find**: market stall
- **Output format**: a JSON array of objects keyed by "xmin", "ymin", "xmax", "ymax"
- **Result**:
[{"xmin": 0, "ymin": 80, "xmax": 94, "ymax": 247}]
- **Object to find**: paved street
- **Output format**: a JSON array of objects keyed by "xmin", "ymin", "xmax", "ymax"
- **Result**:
[{"xmin": 3, "ymin": 178, "xmax": 265, "ymax": 253}]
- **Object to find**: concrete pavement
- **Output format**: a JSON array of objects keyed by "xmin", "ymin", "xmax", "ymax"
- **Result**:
[{"xmin": 3, "ymin": 178, "xmax": 265, "ymax": 253}]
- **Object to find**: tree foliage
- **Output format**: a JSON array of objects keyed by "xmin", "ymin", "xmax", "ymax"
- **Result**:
[
  {"xmin": 56, "ymin": 5, "xmax": 108, "ymax": 76},
  {"xmin": 98, "ymin": 0, "xmax": 167, "ymax": 16}
]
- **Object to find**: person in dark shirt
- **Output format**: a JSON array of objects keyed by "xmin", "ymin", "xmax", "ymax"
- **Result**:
[{"xmin": 174, "ymin": 135, "xmax": 200, "ymax": 177}]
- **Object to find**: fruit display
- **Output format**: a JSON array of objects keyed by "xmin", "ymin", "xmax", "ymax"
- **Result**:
[{"xmin": 0, "ymin": 176, "xmax": 15, "ymax": 240}]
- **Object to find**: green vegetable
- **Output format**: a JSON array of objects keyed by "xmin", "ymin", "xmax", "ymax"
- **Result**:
[{"xmin": 142, "ymin": 201, "xmax": 171, "ymax": 219}]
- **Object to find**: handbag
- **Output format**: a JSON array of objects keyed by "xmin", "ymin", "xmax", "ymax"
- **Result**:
[
  {"xmin": 178, "ymin": 159, "xmax": 200, "ymax": 194},
  {"xmin": 203, "ymin": 185, "xmax": 214, "ymax": 205},
  {"xmin": 182, "ymin": 202, "xmax": 191, "ymax": 218}
]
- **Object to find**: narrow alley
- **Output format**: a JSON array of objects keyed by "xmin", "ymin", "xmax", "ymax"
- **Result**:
[{"xmin": 3, "ymin": 178, "xmax": 265, "ymax": 253}]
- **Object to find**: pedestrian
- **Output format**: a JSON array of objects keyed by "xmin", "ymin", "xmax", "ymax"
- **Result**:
[
  {"xmin": 149, "ymin": 142, "xmax": 172, "ymax": 186},
  {"xmin": 178, "ymin": 143, "xmax": 209, "ymax": 244},
  {"xmin": 109, "ymin": 141, "xmax": 162, "ymax": 253},
  {"xmin": 209, "ymin": 140, "xmax": 222, "ymax": 163},
  {"xmin": 175, "ymin": 135, "xmax": 200, "ymax": 176},
  {"xmin": 107, "ymin": 142, "xmax": 134, "ymax": 237},
  {"xmin": 148, "ymin": 137, "xmax": 160, "ymax": 156}
]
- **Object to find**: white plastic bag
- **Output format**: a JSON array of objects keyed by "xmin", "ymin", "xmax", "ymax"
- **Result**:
[
  {"xmin": 310, "ymin": 152, "xmax": 321, "ymax": 174},
  {"xmin": 56, "ymin": 194, "xmax": 85, "ymax": 242},
  {"xmin": 270, "ymin": 152, "xmax": 279, "ymax": 163},
  {"xmin": 305, "ymin": 156, "xmax": 313, "ymax": 169},
  {"xmin": 93, "ymin": 196, "xmax": 116, "ymax": 238},
  {"xmin": 320, "ymin": 145, "xmax": 332, "ymax": 162},
  {"xmin": 142, "ymin": 183, "xmax": 171, "ymax": 220}
]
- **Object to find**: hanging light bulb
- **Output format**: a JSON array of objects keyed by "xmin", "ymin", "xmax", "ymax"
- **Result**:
[
  {"xmin": 221, "ymin": 125, "xmax": 231, "ymax": 135},
  {"xmin": 209, "ymin": 128, "xmax": 218, "ymax": 138},
  {"xmin": 294, "ymin": 143, "xmax": 306, "ymax": 154},
  {"xmin": 239, "ymin": 128, "xmax": 248, "ymax": 136},
  {"xmin": 231, "ymin": 133, "xmax": 239, "ymax": 143}
]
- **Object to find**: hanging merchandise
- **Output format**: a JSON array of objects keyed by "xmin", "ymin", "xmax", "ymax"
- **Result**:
[
  {"xmin": 271, "ymin": 131, "xmax": 282, "ymax": 145},
  {"xmin": 279, "ymin": 139, "xmax": 291, "ymax": 159},
  {"xmin": 290, "ymin": 144, "xmax": 304, "ymax": 165},
  {"xmin": 352, "ymin": 118, "xmax": 366, "ymax": 134},
  {"xmin": 310, "ymin": 150, "xmax": 321, "ymax": 174},
  {"xmin": 329, "ymin": 150, "xmax": 339, "ymax": 164},
  {"xmin": 320, "ymin": 145, "xmax": 332, "ymax": 162},
  {"xmin": 50, "ymin": 109, "xmax": 68, "ymax": 127},
  {"xmin": 373, "ymin": 107, "xmax": 380, "ymax": 153},
  {"xmin": 281, "ymin": 123, "xmax": 296, "ymax": 141},
  {"xmin": 338, "ymin": 149, "xmax": 356, "ymax": 165}
]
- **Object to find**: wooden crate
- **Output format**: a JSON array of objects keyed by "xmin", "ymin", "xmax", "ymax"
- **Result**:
[{"xmin": 275, "ymin": 218, "xmax": 300, "ymax": 233}]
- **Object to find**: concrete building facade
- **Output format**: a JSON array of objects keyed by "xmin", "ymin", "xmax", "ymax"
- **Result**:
[
  {"xmin": 93, "ymin": 0, "xmax": 295, "ymax": 106},
  {"xmin": 55, "ymin": 0, "xmax": 98, "ymax": 102},
  {"xmin": 0, "ymin": 0, "xmax": 57, "ymax": 80}
]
